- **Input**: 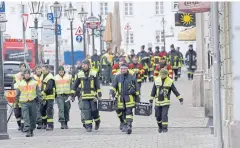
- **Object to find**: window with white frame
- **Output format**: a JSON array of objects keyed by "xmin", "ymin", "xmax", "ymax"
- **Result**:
[
  {"xmin": 124, "ymin": 2, "xmax": 133, "ymax": 16},
  {"xmin": 100, "ymin": 2, "xmax": 108, "ymax": 15},
  {"xmin": 125, "ymin": 31, "xmax": 134, "ymax": 44},
  {"xmin": 155, "ymin": 30, "xmax": 164, "ymax": 43},
  {"xmin": 155, "ymin": 2, "xmax": 164, "ymax": 15}
]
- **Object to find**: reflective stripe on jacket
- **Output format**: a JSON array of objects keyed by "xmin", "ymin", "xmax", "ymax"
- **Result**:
[{"xmin": 55, "ymin": 74, "xmax": 72, "ymax": 94}]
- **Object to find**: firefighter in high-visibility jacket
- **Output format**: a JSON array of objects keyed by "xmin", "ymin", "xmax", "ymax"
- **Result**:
[
  {"xmin": 167, "ymin": 44, "xmax": 180, "ymax": 81},
  {"xmin": 55, "ymin": 66, "xmax": 72, "ymax": 129},
  {"xmin": 153, "ymin": 46, "xmax": 161, "ymax": 70},
  {"xmin": 128, "ymin": 56, "xmax": 145, "ymax": 89},
  {"xmin": 71, "ymin": 60, "xmax": 102, "ymax": 132},
  {"xmin": 112, "ymin": 57, "xmax": 125, "ymax": 76},
  {"xmin": 137, "ymin": 45, "xmax": 151, "ymax": 82},
  {"xmin": 32, "ymin": 65, "xmax": 43, "ymax": 129},
  {"xmin": 149, "ymin": 68, "xmax": 183, "ymax": 133},
  {"xmin": 91, "ymin": 49, "xmax": 101, "ymax": 74},
  {"xmin": 109, "ymin": 63, "xmax": 140, "ymax": 135},
  {"xmin": 15, "ymin": 69, "xmax": 41, "ymax": 137},
  {"xmin": 100, "ymin": 49, "xmax": 112, "ymax": 85},
  {"xmin": 12, "ymin": 62, "xmax": 26, "ymax": 131},
  {"xmin": 154, "ymin": 57, "xmax": 173, "ymax": 80},
  {"xmin": 40, "ymin": 65, "xmax": 56, "ymax": 131}
]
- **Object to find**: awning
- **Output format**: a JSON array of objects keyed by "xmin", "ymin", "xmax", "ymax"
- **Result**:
[{"xmin": 178, "ymin": 27, "xmax": 196, "ymax": 41}]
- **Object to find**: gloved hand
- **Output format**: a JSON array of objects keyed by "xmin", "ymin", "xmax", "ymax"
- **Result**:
[
  {"xmin": 179, "ymin": 98, "xmax": 183, "ymax": 105},
  {"xmin": 41, "ymin": 91, "xmax": 46, "ymax": 97},
  {"xmin": 149, "ymin": 100, "xmax": 153, "ymax": 104},
  {"xmin": 42, "ymin": 100, "xmax": 46, "ymax": 106},
  {"xmin": 135, "ymin": 96, "xmax": 140, "ymax": 103},
  {"xmin": 93, "ymin": 98, "xmax": 98, "ymax": 102}
]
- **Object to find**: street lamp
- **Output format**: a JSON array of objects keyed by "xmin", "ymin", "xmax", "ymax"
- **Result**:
[
  {"xmin": 50, "ymin": 1, "xmax": 62, "ymax": 75},
  {"xmin": 79, "ymin": 5, "xmax": 88, "ymax": 57},
  {"xmin": 65, "ymin": 2, "xmax": 76, "ymax": 71},
  {"xmin": 29, "ymin": 1, "xmax": 43, "ymax": 65},
  {"xmin": 96, "ymin": 14, "xmax": 105, "ymax": 54},
  {"xmin": 161, "ymin": 17, "xmax": 166, "ymax": 49}
]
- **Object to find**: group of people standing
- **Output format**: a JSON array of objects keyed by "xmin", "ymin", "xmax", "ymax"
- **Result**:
[{"xmin": 11, "ymin": 43, "xmax": 196, "ymax": 137}]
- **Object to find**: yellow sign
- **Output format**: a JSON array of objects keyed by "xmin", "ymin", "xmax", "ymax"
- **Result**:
[{"xmin": 180, "ymin": 13, "xmax": 194, "ymax": 26}]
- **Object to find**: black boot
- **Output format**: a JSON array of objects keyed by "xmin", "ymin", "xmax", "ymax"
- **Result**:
[
  {"xmin": 46, "ymin": 124, "xmax": 53, "ymax": 131},
  {"xmin": 64, "ymin": 121, "xmax": 69, "ymax": 129},
  {"xmin": 162, "ymin": 128, "xmax": 168, "ymax": 133},
  {"xmin": 30, "ymin": 130, "xmax": 34, "ymax": 137},
  {"xmin": 60, "ymin": 122, "xmax": 64, "ymax": 129},
  {"xmin": 83, "ymin": 124, "xmax": 86, "ymax": 129},
  {"xmin": 174, "ymin": 77, "xmax": 178, "ymax": 81},
  {"xmin": 21, "ymin": 123, "xmax": 27, "ymax": 132},
  {"xmin": 119, "ymin": 122, "xmax": 124, "ymax": 130},
  {"xmin": 17, "ymin": 121, "xmax": 21, "ymax": 131},
  {"xmin": 191, "ymin": 74, "xmax": 194, "ymax": 80},
  {"xmin": 158, "ymin": 123, "xmax": 162, "ymax": 133},
  {"xmin": 95, "ymin": 120, "xmax": 100, "ymax": 130},
  {"xmin": 126, "ymin": 125, "xmax": 132, "ymax": 135},
  {"xmin": 26, "ymin": 130, "xmax": 31, "ymax": 137},
  {"xmin": 42, "ymin": 120, "xmax": 47, "ymax": 129},
  {"xmin": 37, "ymin": 123, "xmax": 42, "ymax": 129}
]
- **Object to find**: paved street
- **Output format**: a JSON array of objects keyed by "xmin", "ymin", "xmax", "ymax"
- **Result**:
[{"xmin": 0, "ymin": 73, "xmax": 217, "ymax": 148}]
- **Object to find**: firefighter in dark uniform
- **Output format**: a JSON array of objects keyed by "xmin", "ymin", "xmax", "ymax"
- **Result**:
[
  {"xmin": 137, "ymin": 45, "xmax": 150, "ymax": 82},
  {"xmin": 91, "ymin": 49, "xmax": 101, "ymax": 75},
  {"xmin": 167, "ymin": 44, "xmax": 180, "ymax": 81},
  {"xmin": 148, "ymin": 47, "xmax": 154, "ymax": 82},
  {"xmin": 71, "ymin": 60, "xmax": 102, "ymax": 132},
  {"xmin": 40, "ymin": 65, "xmax": 56, "ymax": 131},
  {"xmin": 32, "ymin": 65, "xmax": 43, "ymax": 129},
  {"xmin": 12, "ymin": 62, "xmax": 26, "ymax": 131},
  {"xmin": 149, "ymin": 68, "xmax": 183, "ymax": 133},
  {"xmin": 128, "ymin": 49, "xmax": 136, "ymax": 64},
  {"xmin": 176, "ymin": 47, "xmax": 184, "ymax": 78},
  {"xmin": 185, "ymin": 44, "xmax": 197, "ymax": 80},
  {"xmin": 109, "ymin": 63, "xmax": 140, "ymax": 134}
]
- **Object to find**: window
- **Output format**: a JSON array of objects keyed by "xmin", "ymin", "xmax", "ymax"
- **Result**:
[
  {"xmin": 155, "ymin": 2, "xmax": 164, "ymax": 15},
  {"xmin": 100, "ymin": 2, "xmax": 108, "ymax": 15},
  {"xmin": 125, "ymin": 32, "xmax": 134, "ymax": 44},
  {"xmin": 124, "ymin": 2, "xmax": 133, "ymax": 16},
  {"xmin": 10, "ymin": 7, "xmax": 16, "ymax": 14},
  {"xmin": 155, "ymin": 30, "xmax": 164, "ymax": 43}
]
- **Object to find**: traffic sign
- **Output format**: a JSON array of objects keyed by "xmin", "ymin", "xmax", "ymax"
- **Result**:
[
  {"xmin": 75, "ymin": 26, "xmax": 83, "ymax": 35},
  {"xmin": 31, "ymin": 29, "xmax": 38, "ymax": 40},
  {"xmin": 57, "ymin": 24, "xmax": 61, "ymax": 36},
  {"xmin": 47, "ymin": 13, "xmax": 54, "ymax": 23},
  {"xmin": 76, "ymin": 35, "xmax": 82, "ymax": 43},
  {"xmin": 0, "ymin": 1, "xmax": 5, "ymax": 12},
  {"xmin": 41, "ymin": 20, "xmax": 54, "ymax": 45},
  {"xmin": 0, "ymin": 13, "xmax": 6, "ymax": 31},
  {"xmin": 124, "ymin": 23, "xmax": 131, "ymax": 30}
]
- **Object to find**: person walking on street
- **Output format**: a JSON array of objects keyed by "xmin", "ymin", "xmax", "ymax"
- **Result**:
[
  {"xmin": 55, "ymin": 66, "xmax": 72, "ymax": 129},
  {"xmin": 150, "ymin": 68, "xmax": 183, "ymax": 133},
  {"xmin": 109, "ymin": 63, "xmax": 140, "ymax": 134},
  {"xmin": 167, "ymin": 44, "xmax": 180, "ymax": 81},
  {"xmin": 71, "ymin": 60, "xmax": 102, "ymax": 132},
  {"xmin": 185, "ymin": 44, "xmax": 197, "ymax": 80},
  {"xmin": 12, "ymin": 62, "xmax": 26, "ymax": 131},
  {"xmin": 176, "ymin": 47, "xmax": 184, "ymax": 78},
  {"xmin": 15, "ymin": 69, "xmax": 41, "ymax": 137},
  {"xmin": 91, "ymin": 49, "xmax": 101, "ymax": 75},
  {"xmin": 137, "ymin": 45, "xmax": 150, "ymax": 82},
  {"xmin": 40, "ymin": 65, "xmax": 56, "ymax": 131},
  {"xmin": 32, "ymin": 65, "xmax": 43, "ymax": 129},
  {"xmin": 100, "ymin": 48, "xmax": 112, "ymax": 85}
]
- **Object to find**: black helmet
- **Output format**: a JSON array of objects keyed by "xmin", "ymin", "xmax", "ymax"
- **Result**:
[
  {"xmin": 19, "ymin": 62, "xmax": 26, "ymax": 68},
  {"xmin": 23, "ymin": 69, "xmax": 31, "ymax": 75}
]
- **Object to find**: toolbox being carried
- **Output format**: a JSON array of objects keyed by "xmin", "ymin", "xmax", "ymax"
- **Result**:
[
  {"xmin": 134, "ymin": 102, "xmax": 153, "ymax": 116},
  {"xmin": 98, "ymin": 99, "xmax": 116, "ymax": 112}
]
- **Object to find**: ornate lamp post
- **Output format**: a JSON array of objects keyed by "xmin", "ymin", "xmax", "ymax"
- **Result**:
[
  {"xmin": 65, "ymin": 2, "xmax": 76, "ymax": 70},
  {"xmin": 50, "ymin": 1, "xmax": 62, "ymax": 74},
  {"xmin": 79, "ymin": 6, "xmax": 88, "ymax": 57},
  {"xmin": 29, "ymin": 1, "xmax": 43, "ymax": 65}
]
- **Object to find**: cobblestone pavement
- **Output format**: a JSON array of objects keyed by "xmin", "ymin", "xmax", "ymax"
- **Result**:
[{"xmin": 1, "ymin": 74, "xmax": 217, "ymax": 148}]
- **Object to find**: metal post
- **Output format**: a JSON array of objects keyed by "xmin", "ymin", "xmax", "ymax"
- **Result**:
[
  {"xmin": 212, "ymin": 2, "xmax": 224, "ymax": 148},
  {"xmin": 34, "ymin": 18, "xmax": 38, "ymax": 65},
  {"xmin": 126, "ymin": 29, "xmax": 129, "ymax": 53},
  {"xmin": 83, "ymin": 22, "xmax": 86, "ymax": 57},
  {"xmin": 99, "ymin": 15, "xmax": 103, "ymax": 54},
  {"xmin": 0, "ymin": 30, "xmax": 9, "ymax": 140},
  {"xmin": 92, "ymin": 29, "xmax": 95, "ymax": 55},
  {"xmin": 55, "ymin": 17, "xmax": 59, "ymax": 74},
  {"xmin": 70, "ymin": 20, "xmax": 74, "ymax": 69},
  {"xmin": 162, "ymin": 17, "xmax": 166, "ymax": 49},
  {"xmin": 22, "ymin": 4, "xmax": 27, "ymax": 63}
]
